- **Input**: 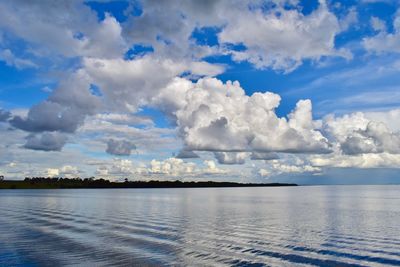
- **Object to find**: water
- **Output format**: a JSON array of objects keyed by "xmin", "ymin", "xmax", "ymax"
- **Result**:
[{"xmin": 0, "ymin": 186, "xmax": 400, "ymax": 266}]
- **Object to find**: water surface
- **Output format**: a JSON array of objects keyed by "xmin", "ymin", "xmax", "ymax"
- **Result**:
[{"xmin": 1, "ymin": 185, "xmax": 400, "ymax": 266}]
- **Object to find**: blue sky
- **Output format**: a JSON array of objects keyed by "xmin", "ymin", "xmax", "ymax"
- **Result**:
[{"xmin": 1, "ymin": 0, "xmax": 400, "ymax": 184}]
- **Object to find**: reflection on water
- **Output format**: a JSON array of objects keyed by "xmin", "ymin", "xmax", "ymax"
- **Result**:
[{"xmin": 1, "ymin": 186, "xmax": 400, "ymax": 266}]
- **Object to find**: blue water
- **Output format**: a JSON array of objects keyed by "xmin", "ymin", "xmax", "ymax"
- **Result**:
[{"xmin": 0, "ymin": 185, "xmax": 400, "ymax": 266}]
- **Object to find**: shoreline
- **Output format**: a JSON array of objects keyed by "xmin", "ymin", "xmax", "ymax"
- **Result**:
[{"xmin": 0, "ymin": 179, "xmax": 297, "ymax": 189}]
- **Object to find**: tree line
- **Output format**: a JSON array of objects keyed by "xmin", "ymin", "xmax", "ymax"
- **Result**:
[{"xmin": 0, "ymin": 177, "xmax": 297, "ymax": 189}]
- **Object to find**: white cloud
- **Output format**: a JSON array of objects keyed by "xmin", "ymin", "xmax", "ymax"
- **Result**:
[
  {"xmin": 219, "ymin": 0, "xmax": 349, "ymax": 72},
  {"xmin": 363, "ymin": 10, "xmax": 400, "ymax": 54},
  {"xmin": 370, "ymin": 16, "xmax": 387, "ymax": 32},
  {"xmin": 257, "ymin": 159, "xmax": 321, "ymax": 177},
  {"xmin": 202, "ymin": 160, "xmax": 227, "ymax": 174},
  {"xmin": 59, "ymin": 165, "xmax": 80, "ymax": 177},
  {"xmin": 0, "ymin": 1, "xmax": 126, "ymax": 59},
  {"xmin": 94, "ymin": 158, "xmax": 227, "ymax": 180},
  {"xmin": 121, "ymin": 0, "xmax": 348, "ymax": 72},
  {"xmin": 148, "ymin": 158, "xmax": 196, "ymax": 176},
  {"xmin": 339, "ymin": 7, "xmax": 358, "ymax": 31},
  {"xmin": 43, "ymin": 165, "xmax": 81, "ymax": 178},
  {"xmin": 46, "ymin": 168, "xmax": 59, "ymax": 177},
  {"xmin": 365, "ymin": 109, "xmax": 400, "ymax": 132},
  {"xmin": 258, "ymin": 168, "xmax": 271, "ymax": 177},
  {"xmin": 323, "ymin": 111, "xmax": 400, "ymax": 155},
  {"xmin": 176, "ymin": 78, "xmax": 331, "ymax": 154},
  {"xmin": 93, "ymin": 113, "xmax": 154, "ymax": 127},
  {"xmin": 311, "ymin": 153, "xmax": 400, "ymax": 168},
  {"xmin": 83, "ymin": 56, "xmax": 216, "ymax": 114}
]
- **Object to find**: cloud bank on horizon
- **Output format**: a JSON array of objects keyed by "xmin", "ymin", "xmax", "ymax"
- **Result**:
[{"xmin": 1, "ymin": 0, "xmax": 400, "ymax": 184}]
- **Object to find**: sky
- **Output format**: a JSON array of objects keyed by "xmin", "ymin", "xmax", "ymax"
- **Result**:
[{"xmin": 1, "ymin": 0, "xmax": 400, "ymax": 184}]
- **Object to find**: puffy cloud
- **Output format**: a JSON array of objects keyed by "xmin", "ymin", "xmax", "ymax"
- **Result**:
[
  {"xmin": 219, "ymin": 0, "xmax": 349, "ymax": 71},
  {"xmin": 0, "ymin": 1, "xmax": 126, "ymax": 59},
  {"xmin": 11, "ymin": 101, "xmax": 85, "ymax": 133},
  {"xmin": 45, "ymin": 165, "xmax": 80, "ymax": 178},
  {"xmin": 324, "ymin": 111, "xmax": 400, "ymax": 155},
  {"xmin": 83, "ymin": 56, "xmax": 211, "ymax": 114},
  {"xmin": 123, "ymin": 0, "xmax": 224, "ymax": 60},
  {"xmin": 96, "ymin": 159, "xmax": 134, "ymax": 178},
  {"xmin": 94, "ymin": 158, "xmax": 227, "ymax": 179},
  {"xmin": 122, "ymin": 0, "xmax": 347, "ymax": 72},
  {"xmin": 24, "ymin": 132, "xmax": 67, "ymax": 151},
  {"xmin": 203, "ymin": 160, "xmax": 227, "ymax": 174},
  {"xmin": 176, "ymin": 78, "xmax": 331, "ymax": 154},
  {"xmin": 214, "ymin": 152, "xmax": 247, "ymax": 165},
  {"xmin": 106, "ymin": 139, "xmax": 136, "ymax": 156},
  {"xmin": 11, "ymin": 71, "xmax": 100, "ymax": 134},
  {"xmin": 148, "ymin": 158, "xmax": 196, "ymax": 175},
  {"xmin": 270, "ymin": 162, "xmax": 321, "ymax": 174},
  {"xmin": 59, "ymin": 165, "xmax": 80, "ymax": 177},
  {"xmin": 258, "ymin": 168, "xmax": 271, "ymax": 177},
  {"xmin": 339, "ymin": 7, "xmax": 358, "ymax": 31},
  {"xmin": 365, "ymin": 109, "xmax": 400, "ymax": 132},
  {"xmin": 363, "ymin": 10, "xmax": 400, "ymax": 54},
  {"xmin": 46, "ymin": 168, "xmax": 59, "ymax": 177},
  {"xmin": 341, "ymin": 122, "xmax": 400, "ymax": 154}
]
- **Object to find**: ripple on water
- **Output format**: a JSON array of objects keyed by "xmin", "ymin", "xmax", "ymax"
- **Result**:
[{"xmin": 0, "ymin": 186, "xmax": 400, "ymax": 266}]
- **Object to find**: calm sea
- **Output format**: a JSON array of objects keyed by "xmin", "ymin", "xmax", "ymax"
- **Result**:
[{"xmin": 0, "ymin": 186, "xmax": 400, "ymax": 266}]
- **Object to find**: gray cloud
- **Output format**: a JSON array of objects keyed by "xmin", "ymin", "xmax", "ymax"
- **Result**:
[
  {"xmin": 324, "ymin": 112, "xmax": 400, "ymax": 155},
  {"xmin": 250, "ymin": 152, "xmax": 279, "ymax": 160},
  {"xmin": 341, "ymin": 122, "xmax": 400, "ymax": 155},
  {"xmin": 0, "ymin": 109, "xmax": 11, "ymax": 122},
  {"xmin": 214, "ymin": 152, "xmax": 246, "ymax": 165},
  {"xmin": 0, "ymin": 0, "xmax": 126, "ymax": 59},
  {"xmin": 175, "ymin": 149, "xmax": 200, "ymax": 159},
  {"xmin": 106, "ymin": 139, "xmax": 136, "ymax": 156},
  {"xmin": 11, "ymin": 101, "xmax": 86, "ymax": 133},
  {"xmin": 176, "ymin": 78, "xmax": 332, "ymax": 155},
  {"xmin": 10, "ymin": 73, "xmax": 101, "ymax": 149},
  {"xmin": 24, "ymin": 132, "xmax": 67, "ymax": 151}
]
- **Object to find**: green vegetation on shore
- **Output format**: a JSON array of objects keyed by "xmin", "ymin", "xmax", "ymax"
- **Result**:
[{"xmin": 0, "ymin": 177, "xmax": 297, "ymax": 189}]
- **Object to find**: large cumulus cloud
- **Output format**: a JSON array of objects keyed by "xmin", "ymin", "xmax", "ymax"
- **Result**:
[
  {"xmin": 175, "ymin": 78, "xmax": 331, "ymax": 154},
  {"xmin": 324, "ymin": 111, "xmax": 400, "ymax": 155}
]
